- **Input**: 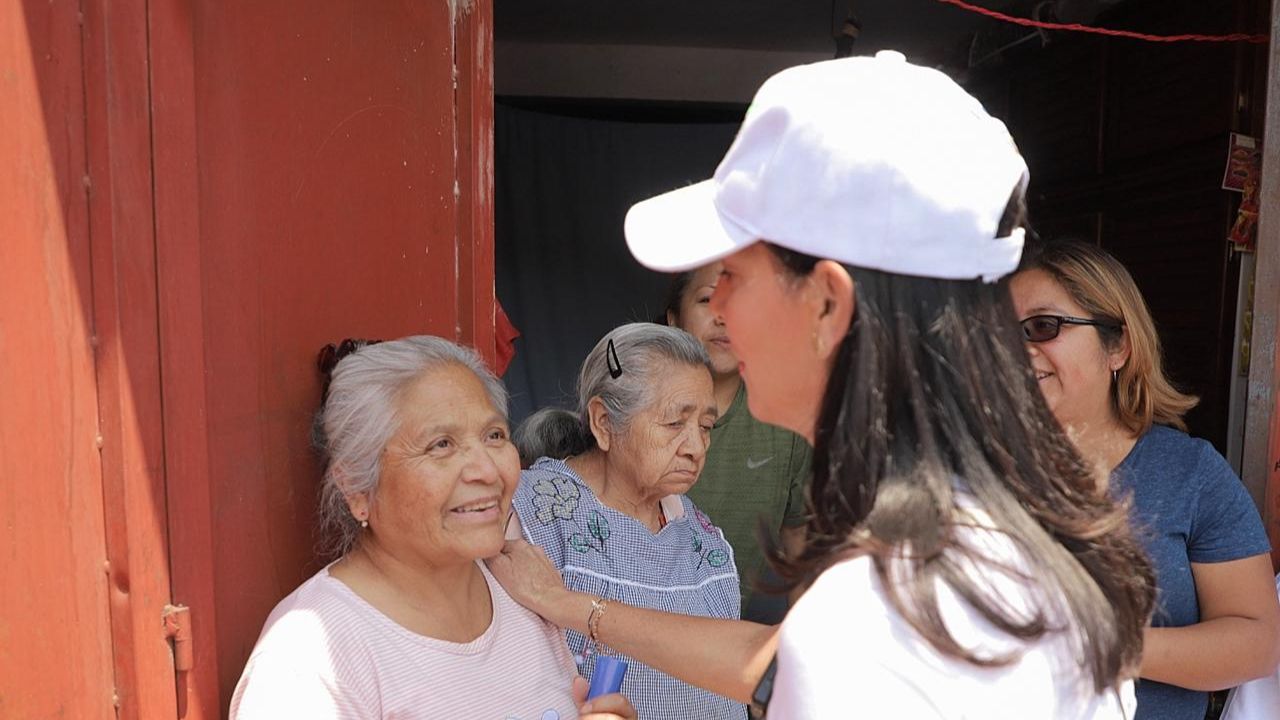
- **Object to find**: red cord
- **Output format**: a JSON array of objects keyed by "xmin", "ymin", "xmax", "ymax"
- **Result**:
[{"xmin": 935, "ymin": 0, "xmax": 1269, "ymax": 44}]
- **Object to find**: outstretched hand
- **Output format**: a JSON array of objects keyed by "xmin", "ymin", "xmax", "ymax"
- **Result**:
[
  {"xmin": 571, "ymin": 676, "xmax": 636, "ymax": 720},
  {"xmin": 485, "ymin": 539, "xmax": 570, "ymax": 622}
]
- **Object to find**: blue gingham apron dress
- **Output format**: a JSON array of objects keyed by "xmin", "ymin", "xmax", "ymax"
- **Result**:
[{"xmin": 513, "ymin": 458, "xmax": 747, "ymax": 720}]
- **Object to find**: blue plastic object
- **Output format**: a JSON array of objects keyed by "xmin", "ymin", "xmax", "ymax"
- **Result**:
[{"xmin": 586, "ymin": 656, "xmax": 628, "ymax": 700}]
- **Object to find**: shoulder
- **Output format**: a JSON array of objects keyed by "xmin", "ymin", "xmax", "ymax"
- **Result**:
[
  {"xmin": 513, "ymin": 461, "xmax": 589, "ymax": 567},
  {"xmin": 520, "ymin": 458, "xmax": 583, "ymax": 486},
  {"xmin": 787, "ymin": 505, "xmax": 1055, "ymax": 653},
  {"xmin": 787, "ymin": 555, "xmax": 880, "ymax": 618},
  {"xmin": 515, "ymin": 461, "xmax": 586, "ymax": 517},
  {"xmin": 1119, "ymin": 425, "xmax": 1225, "ymax": 493},
  {"xmin": 1136, "ymin": 426, "xmax": 1239, "ymax": 490},
  {"xmin": 231, "ymin": 571, "xmax": 378, "ymax": 717},
  {"xmin": 1134, "ymin": 424, "xmax": 1206, "ymax": 463},
  {"xmin": 485, "ymin": 563, "xmax": 560, "ymax": 634},
  {"xmin": 483, "ymin": 564, "xmax": 578, "ymax": 670},
  {"xmin": 681, "ymin": 495, "xmax": 733, "ymax": 546},
  {"xmin": 249, "ymin": 570, "xmax": 373, "ymax": 659},
  {"xmin": 682, "ymin": 495, "xmax": 724, "ymax": 531},
  {"xmin": 257, "ymin": 570, "xmax": 351, "ymax": 636},
  {"xmin": 716, "ymin": 386, "xmax": 798, "ymax": 446},
  {"xmin": 781, "ymin": 555, "xmax": 926, "ymax": 657},
  {"xmin": 776, "ymin": 556, "xmax": 916, "ymax": 699},
  {"xmin": 517, "ymin": 458, "xmax": 576, "ymax": 489},
  {"xmin": 776, "ymin": 543, "xmax": 1116, "ymax": 718}
]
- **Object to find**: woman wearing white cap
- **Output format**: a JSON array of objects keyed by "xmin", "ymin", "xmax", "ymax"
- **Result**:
[{"xmin": 489, "ymin": 51, "xmax": 1155, "ymax": 719}]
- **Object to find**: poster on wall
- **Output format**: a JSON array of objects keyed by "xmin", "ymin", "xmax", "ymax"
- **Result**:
[
  {"xmin": 1223, "ymin": 133, "xmax": 1261, "ymax": 192},
  {"xmin": 1223, "ymin": 133, "xmax": 1262, "ymax": 253}
]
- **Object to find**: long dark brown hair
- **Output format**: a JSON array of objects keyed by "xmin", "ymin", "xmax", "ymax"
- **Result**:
[{"xmin": 767, "ymin": 213, "xmax": 1155, "ymax": 692}]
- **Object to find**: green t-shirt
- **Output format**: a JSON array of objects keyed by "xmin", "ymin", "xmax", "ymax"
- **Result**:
[{"xmin": 686, "ymin": 384, "xmax": 811, "ymax": 619}]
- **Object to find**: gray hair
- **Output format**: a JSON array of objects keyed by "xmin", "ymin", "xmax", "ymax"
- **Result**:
[
  {"xmin": 513, "ymin": 407, "xmax": 583, "ymax": 466},
  {"xmin": 515, "ymin": 323, "xmax": 710, "ymax": 461},
  {"xmin": 313, "ymin": 335, "xmax": 508, "ymax": 557}
]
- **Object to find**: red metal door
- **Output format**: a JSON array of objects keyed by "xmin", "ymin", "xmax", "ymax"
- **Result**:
[
  {"xmin": 4, "ymin": 0, "xmax": 179, "ymax": 717},
  {"xmin": 4, "ymin": 0, "xmax": 494, "ymax": 717},
  {"xmin": 148, "ymin": 1, "xmax": 497, "ymax": 716},
  {"xmin": 0, "ymin": 2, "xmax": 117, "ymax": 718}
]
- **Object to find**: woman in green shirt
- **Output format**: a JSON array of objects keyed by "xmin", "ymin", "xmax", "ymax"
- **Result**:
[{"xmin": 665, "ymin": 262, "xmax": 811, "ymax": 623}]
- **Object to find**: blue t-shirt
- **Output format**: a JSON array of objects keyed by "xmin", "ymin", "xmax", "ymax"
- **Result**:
[{"xmin": 1112, "ymin": 425, "xmax": 1272, "ymax": 720}]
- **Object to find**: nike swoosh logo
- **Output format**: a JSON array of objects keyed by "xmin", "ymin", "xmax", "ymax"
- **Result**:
[{"xmin": 746, "ymin": 456, "xmax": 774, "ymax": 470}]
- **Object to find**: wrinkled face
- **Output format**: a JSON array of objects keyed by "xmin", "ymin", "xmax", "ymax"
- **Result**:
[
  {"xmin": 670, "ymin": 263, "xmax": 738, "ymax": 377},
  {"xmin": 709, "ymin": 243, "xmax": 827, "ymax": 437},
  {"xmin": 361, "ymin": 363, "xmax": 520, "ymax": 566},
  {"xmin": 1009, "ymin": 268, "xmax": 1122, "ymax": 433},
  {"xmin": 609, "ymin": 363, "xmax": 717, "ymax": 499}
]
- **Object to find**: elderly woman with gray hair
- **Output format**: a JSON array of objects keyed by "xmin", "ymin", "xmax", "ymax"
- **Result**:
[
  {"xmin": 510, "ymin": 323, "xmax": 747, "ymax": 719},
  {"xmin": 229, "ymin": 336, "xmax": 633, "ymax": 720}
]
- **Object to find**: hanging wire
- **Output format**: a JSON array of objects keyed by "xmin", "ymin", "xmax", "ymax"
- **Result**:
[{"xmin": 936, "ymin": 0, "xmax": 1269, "ymax": 44}]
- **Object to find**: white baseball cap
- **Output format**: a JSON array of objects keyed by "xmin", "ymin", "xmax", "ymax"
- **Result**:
[{"xmin": 624, "ymin": 51, "xmax": 1029, "ymax": 282}]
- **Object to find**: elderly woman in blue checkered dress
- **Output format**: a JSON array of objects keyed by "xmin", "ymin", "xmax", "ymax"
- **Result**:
[{"xmin": 508, "ymin": 323, "xmax": 747, "ymax": 719}]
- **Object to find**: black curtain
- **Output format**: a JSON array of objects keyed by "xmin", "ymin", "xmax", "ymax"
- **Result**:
[{"xmin": 495, "ymin": 100, "xmax": 741, "ymax": 422}]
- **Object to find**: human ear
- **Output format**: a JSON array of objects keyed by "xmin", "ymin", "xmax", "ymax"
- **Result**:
[
  {"xmin": 344, "ymin": 487, "xmax": 370, "ymax": 523},
  {"xmin": 586, "ymin": 396, "xmax": 612, "ymax": 452},
  {"xmin": 1109, "ymin": 328, "xmax": 1132, "ymax": 372},
  {"xmin": 810, "ymin": 260, "xmax": 856, "ymax": 360}
]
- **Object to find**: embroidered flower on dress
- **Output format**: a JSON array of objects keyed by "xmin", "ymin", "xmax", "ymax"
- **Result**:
[
  {"xmin": 692, "ymin": 512, "xmax": 728, "ymax": 569},
  {"xmin": 570, "ymin": 510, "xmax": 610, "ymax": 555},
  {"xmin": 694, "ymin": 509, "xmax": 716, "ymax": 534},
  {"xmin": 702, "ymin": 548, "xmax": 729, "ymax": 568},
  {"xmin": 531, "ymin": 476, "xmax": 579, "ymax": 523}
]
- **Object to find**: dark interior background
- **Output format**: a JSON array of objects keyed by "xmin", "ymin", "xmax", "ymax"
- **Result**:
[
  {"xmin": 494, "ymin": 0, "xmax": 1273, "ymax": 454},
  {"xmin": 495, "ymin": 102, "xmax": 740, "ymax": 420}
]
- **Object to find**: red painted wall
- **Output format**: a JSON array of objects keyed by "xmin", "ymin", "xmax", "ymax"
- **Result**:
[
  {"xmin": 162, "ymin": 1, "xmax": 494, "ymax": 711},
  {"xmin": 3, "ymin": 0, "xmax": 494, "ymax": 716},
  {"xmin": 1, "ymin": 2, "xmax": 117, "ymax": 717}
]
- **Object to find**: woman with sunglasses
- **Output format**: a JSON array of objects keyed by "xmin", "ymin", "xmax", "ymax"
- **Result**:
[
  {"xmin": 490, "ymin": 53, "xmax": 1157, "ymax": 719},
  {"xmin": 1010, "ymin": 241, "xmax": 1280, "ymax": 720}
]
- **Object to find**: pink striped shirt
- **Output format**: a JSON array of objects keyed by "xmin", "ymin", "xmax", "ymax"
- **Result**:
[{"xmin": 230, "ymin": 562, "xmax": 579, "ymax": 720}]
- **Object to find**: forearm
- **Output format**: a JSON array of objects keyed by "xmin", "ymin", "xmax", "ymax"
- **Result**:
[
  {"xmin": 1141, "ymin": 618, "xmax": 1280, "ymax": 690},
  {"xmin": 550, "ymin": 591, "xmax": 778, "ymax": 704}
]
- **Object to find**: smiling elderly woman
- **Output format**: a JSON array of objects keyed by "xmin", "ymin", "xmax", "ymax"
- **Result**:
[
  {"xmin": 511, "ymin": 323, "xmax": 747, "ymax": 719},
  {"xmin": 229, "ymin": 336, "xmax": 632, "ymax": 720}
]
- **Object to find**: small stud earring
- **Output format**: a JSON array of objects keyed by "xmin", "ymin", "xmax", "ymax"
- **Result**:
[{"xmin": 360, "ymin": 518, "xmax": 369, "ymax": 529}]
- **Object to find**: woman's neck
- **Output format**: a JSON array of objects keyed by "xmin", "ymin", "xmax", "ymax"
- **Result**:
[
  {"xmin": 569, "ymin": 450, "xmax": 665, "ymax": 532},
  {"xmin": 711, "ymin": 372, "xmax": 742, "ymax": 418},
  {"xmin": 1062, "ymin": 413, "xmax": 1140, "ymax": 489},
  {"xmin": 335, "ymin": 541, "xmax": 491, "ymax": 642}
]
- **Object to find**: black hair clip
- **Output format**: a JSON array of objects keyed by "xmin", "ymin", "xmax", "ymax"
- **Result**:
[
  {"xmin": 317, "ymin": 337, "xmax": 384, "ymax": 405},
  {"xmin": 606, "ymin": 338, "xmax": 623, "ymax": 379}
]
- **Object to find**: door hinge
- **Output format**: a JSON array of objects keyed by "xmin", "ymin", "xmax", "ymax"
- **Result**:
[{"xmin": 162, "ymin": 604, "xmax": 193, "ymax": 673}]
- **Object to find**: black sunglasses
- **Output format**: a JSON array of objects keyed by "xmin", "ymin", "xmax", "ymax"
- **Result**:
[{"xmin": 1020, "ymin": 314, "xmax": 1123, "ymax": 343}]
